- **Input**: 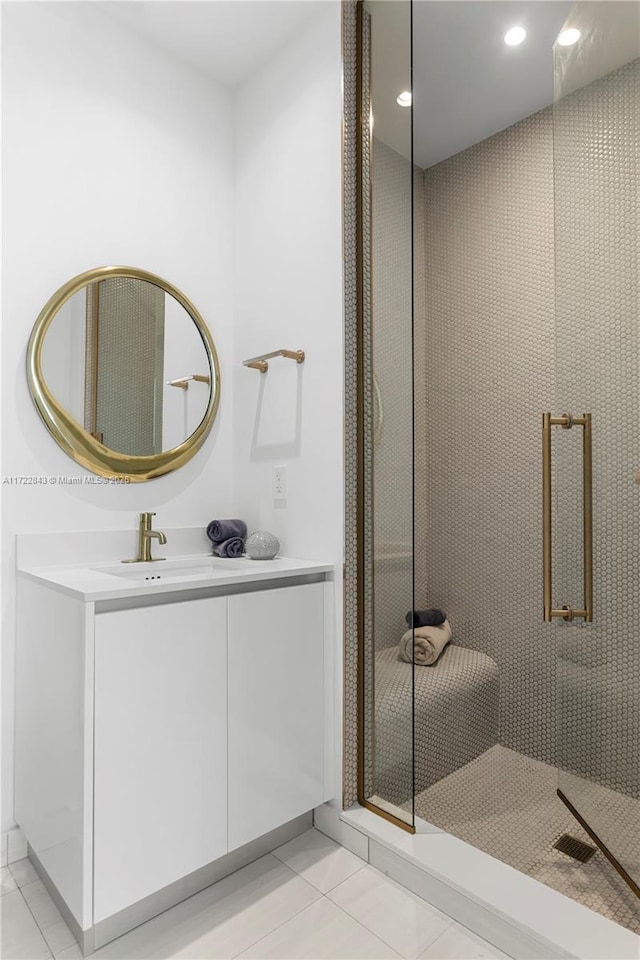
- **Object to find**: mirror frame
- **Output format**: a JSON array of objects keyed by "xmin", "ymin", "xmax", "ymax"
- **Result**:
[{"xmin": 27, "ymin": 265, "xmax": 221, "ymax": 481}]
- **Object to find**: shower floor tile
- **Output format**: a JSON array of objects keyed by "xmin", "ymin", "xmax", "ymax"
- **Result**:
[{"xmin": 414, "ymin": 745, "xmax": 640, "ymax": 934}]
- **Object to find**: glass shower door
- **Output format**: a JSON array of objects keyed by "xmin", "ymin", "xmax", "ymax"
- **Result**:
[
  {"xmin": 359, "ymin": 0, "xmax": 415, "ymax": 829},
  {"xmin": 552, "ymin": 0, "xmax": 640, "ymax": 896}
]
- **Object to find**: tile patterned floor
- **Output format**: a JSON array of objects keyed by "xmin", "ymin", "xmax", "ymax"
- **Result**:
[
  {"xmin": 1, "ymin": 829, "xmax": 510, "ymax": 960},
  {"xmin": 415, "ymin": 745, "xmax": 640, "ymax": 935}
]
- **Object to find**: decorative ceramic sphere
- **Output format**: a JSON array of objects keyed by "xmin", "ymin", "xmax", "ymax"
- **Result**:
[{"xmin": 246, "ymin": 531, "xmax": 279, "ymax": 560}]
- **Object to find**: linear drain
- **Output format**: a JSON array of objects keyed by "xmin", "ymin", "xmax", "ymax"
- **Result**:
[{"xmin": 554, "ymin": 834, "xmax": 597, "ymax": 863}]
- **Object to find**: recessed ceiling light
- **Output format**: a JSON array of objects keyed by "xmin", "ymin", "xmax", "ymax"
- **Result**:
[
  {"xmin": 504, "ymin": 26, "xmax": 526, "ymax": 46},
  {"xmin": 396, "ymin": 91, "xmax": 412, "ymax": 107},
  {"xmin": 557, "ymin": 27, "xmax": 581, "ymax": 46}
]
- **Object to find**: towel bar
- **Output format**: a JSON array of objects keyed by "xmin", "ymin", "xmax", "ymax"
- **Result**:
[
  {"xmin": 243, "ymin": 349, "xmax": 305, "ymax": 373},
  {"xmin": 167, "ymin": 374, "xmax": 210, "ymax": 390}
]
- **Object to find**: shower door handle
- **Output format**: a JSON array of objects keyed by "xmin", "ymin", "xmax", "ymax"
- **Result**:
[{"xmin": 542, "ymin": 412, "xmax": 593, "ymax": 622}]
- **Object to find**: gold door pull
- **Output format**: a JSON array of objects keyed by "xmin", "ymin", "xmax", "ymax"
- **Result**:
[{"xmin": 542, "ymin": 412, "xmax": 593, "ymax": 623}]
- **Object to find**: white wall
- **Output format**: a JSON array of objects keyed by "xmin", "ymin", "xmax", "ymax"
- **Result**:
[
  {"xmin": 232, "ymin": 3, "xmax": 344, "ymax": 799},
  {"xmin": 2, "ymin": 0, "xmax": 345, "ymax": 834},
  {"xmin": 1, "ymin": 3, "xmax": 235, "ymax": 831}
]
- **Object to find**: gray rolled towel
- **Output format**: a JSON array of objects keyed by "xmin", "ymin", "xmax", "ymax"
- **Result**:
[
  {"xmin": 207, "ymin": 519, "xmax": 247, "ymax": 543},
  {"xmin": 213, "ymin": 537, "xmax": 244, "ymax": 558}
]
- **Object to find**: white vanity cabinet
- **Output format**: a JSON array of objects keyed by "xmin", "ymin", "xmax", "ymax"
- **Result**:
[
  {"xmin": 15, "ymin": 562, "xmax": 333, "ymax": 954},
  {"xmin": 228, "ymin": 584, "xmax": 325, "ymax": 849},
  {"xmin": 93, "ymin": 598, "xmax": 228, "ymax": 923}
]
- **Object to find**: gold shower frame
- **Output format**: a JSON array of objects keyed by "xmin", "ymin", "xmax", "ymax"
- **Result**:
[{"xmin": 346, "ymin": 0, "xmax": 416, "ymax": 835}]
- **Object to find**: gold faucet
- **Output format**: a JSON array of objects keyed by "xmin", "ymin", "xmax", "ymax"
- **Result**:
[{"xmin": 122, "ymin": 512, "xmax": 167, "ymax": 563}]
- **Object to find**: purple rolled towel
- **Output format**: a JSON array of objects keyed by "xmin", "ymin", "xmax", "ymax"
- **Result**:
[
  {"xmin": 213, "ymin": 537, "xmax": 244, "ymax": 558},
  {"xmin": 406, "ymin": 609, "xmax": 446, "ymax": 628},
  {"xmin": 207, "ymin": 519, "xmax": 247, "ymax": 543}
]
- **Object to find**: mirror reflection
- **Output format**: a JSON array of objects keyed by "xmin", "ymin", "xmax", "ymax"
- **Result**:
[{"xmin": 40, "ymin": 277, "xmax": 212, "ymax": 456}]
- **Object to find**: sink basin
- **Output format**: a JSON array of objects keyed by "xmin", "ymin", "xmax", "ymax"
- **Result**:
[{"xmin": 92, "ymin": 557, "xmax": 251, "ymax": 583}]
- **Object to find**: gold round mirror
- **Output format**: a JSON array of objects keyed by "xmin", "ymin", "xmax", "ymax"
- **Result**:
[{"xmin": 27, "ymin": 266, "xmax": 221, "ymax": 481}]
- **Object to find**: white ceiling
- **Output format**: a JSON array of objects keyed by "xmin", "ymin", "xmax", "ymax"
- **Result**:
[
  {"xmin": 371, "ymin": 0, "xmax": 575, "ymax": 168},
  {"xmin": 97, "ymin": 0, "xmax": 638, "ymax": 167},
  {"xmin": 554, "ymin": 0, "xmax": 640, "ymax": 100},
  {"xmin": 99, "ymin": 1, "xmax": 326, "ymax": 88}
]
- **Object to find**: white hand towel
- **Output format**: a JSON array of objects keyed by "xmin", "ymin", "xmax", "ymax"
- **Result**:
[{"xmin": 398, "ymin": 620, "xmax": 452, "ymax": 666}]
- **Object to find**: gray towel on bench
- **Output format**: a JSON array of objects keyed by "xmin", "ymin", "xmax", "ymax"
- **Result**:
[{"xmin": 406, "ymin": 608, "xmax": 446, "ymax": 627}]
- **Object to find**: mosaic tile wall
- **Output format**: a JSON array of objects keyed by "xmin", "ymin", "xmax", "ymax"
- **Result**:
[
  {"xmin": 553, "ymin": 58, "xmax": 640, "ymax": 803},
  {"xmin": 371, "ymin": 137, "xmax": 417, "ymax": 655},
  {"xmin": 369, "ymin": 137, "xmax": 418, "ymax": 814},
  {"xmin": 420, "ymin": 60, "xmax": 640, "ymax": 790},
  {"xmin": 92, "ymin": 278, "xmax": 165, "ymax": 456},
  {"xmin": 421, "ymin": 107, "xmax": 557, "ymax": 764}
]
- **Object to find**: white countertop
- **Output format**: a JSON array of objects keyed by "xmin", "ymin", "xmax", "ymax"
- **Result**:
[{"xmin": 17, "ymin": 554, "xmax": 334, "ymax": 602}]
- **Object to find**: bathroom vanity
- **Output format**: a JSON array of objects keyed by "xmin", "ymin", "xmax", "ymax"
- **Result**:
[{"xmin": 14, "ymin": 535, "xmax": 334, "ymax": 954}]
